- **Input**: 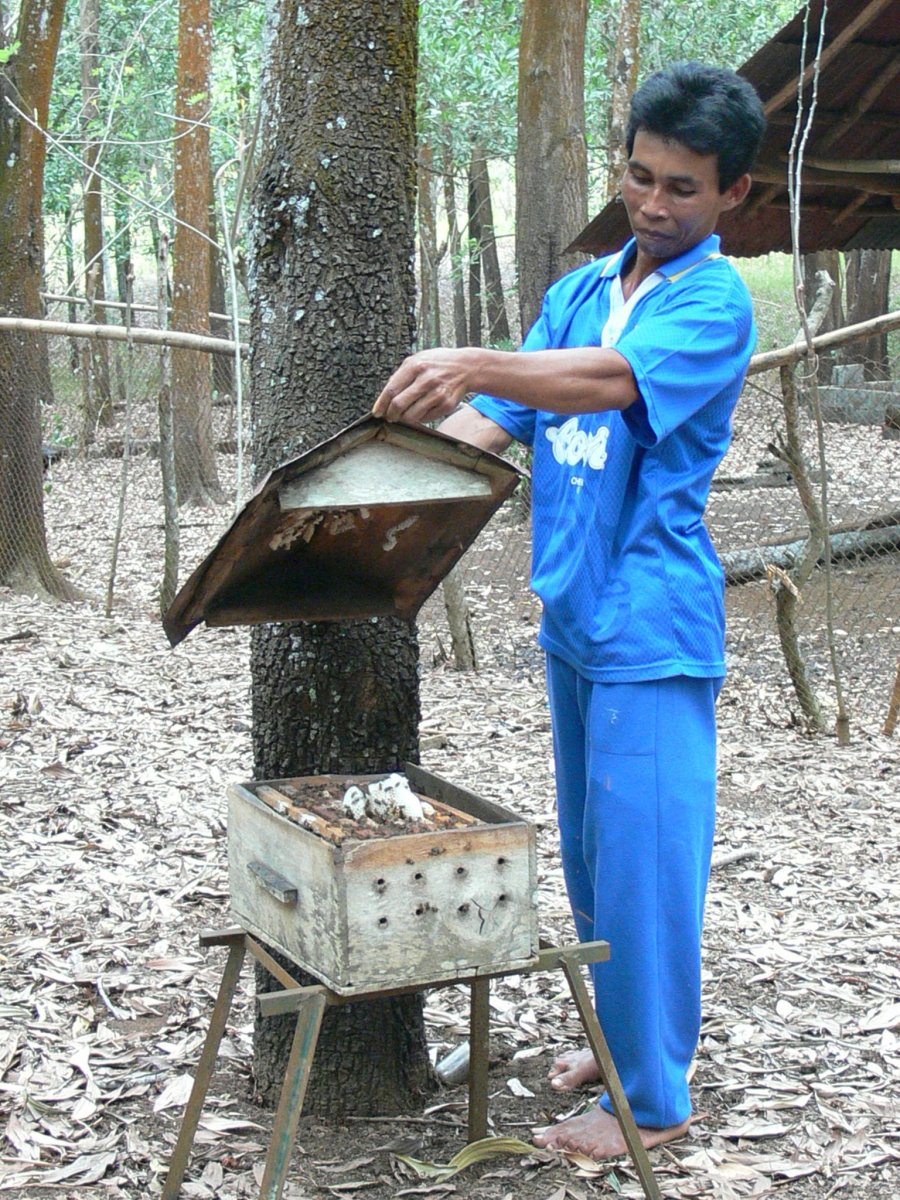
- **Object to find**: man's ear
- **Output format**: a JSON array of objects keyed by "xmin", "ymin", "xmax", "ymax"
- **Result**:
[{"xmin": 722, "ymin": 173, "xmax": 752, "ymax": 210}]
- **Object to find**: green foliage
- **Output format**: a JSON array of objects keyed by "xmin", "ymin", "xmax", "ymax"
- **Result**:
[
  {"xmin": 42, "ymin": 0, "xmax": 264, "ymax": 293},
  {"xmin": 418, "ymin": 0, "xmax": 797, "ymax": 203},
  {"xmin": 418, "ymin": 0, "xmax": 519, "ymax": 168},
  {"xmin": 32, "ymin": 0, "xmax": 805, "ymax": 306},
  {"xmin": 642, "ymin": 0, "xmax": 796, "ymax": 74},
  {"xmin": 0, "ymin": 41, "xmax": 20, "ymax": 64},
  {"xmin": 739, "ymin": 253, "xmax": 798, "ymax": 353}
]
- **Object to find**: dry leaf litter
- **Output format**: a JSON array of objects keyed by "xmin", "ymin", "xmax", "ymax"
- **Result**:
[{"xmin": 0, "ymin": 450, "xmax": 897, "ymax": 1200}]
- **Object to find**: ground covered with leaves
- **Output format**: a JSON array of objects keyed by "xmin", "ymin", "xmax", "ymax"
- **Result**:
[{"xmin": 1, "ymin": 456, "xmax": 898, "ymax": 1200}]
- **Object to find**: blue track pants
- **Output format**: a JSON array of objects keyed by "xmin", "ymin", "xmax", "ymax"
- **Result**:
[{"xmin": 545, "ymin": 655, "xmax": 720, "ymax": 1128}]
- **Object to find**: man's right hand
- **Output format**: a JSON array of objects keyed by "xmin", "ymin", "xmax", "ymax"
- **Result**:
[{"xmin": 373, "ymin": 348, "xmax": 480, "ymax": 426}]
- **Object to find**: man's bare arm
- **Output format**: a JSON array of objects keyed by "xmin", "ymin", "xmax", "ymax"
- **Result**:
[
  {"xmin": 438, "ymin": 404, "xmax": 513, "ymax": 455},
  {"xmin": 373, "ymin": 345, "xmax": 638, "ymax": 426}
]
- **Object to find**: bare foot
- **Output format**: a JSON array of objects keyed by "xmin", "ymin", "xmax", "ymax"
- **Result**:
[
  {"xmin": 547, "ymin": 1047, "xmax": 602, "ymax": 1092},
  {"xmin": 532, "ymin": 1106, "xmax": 691, "ymax": 1161}
]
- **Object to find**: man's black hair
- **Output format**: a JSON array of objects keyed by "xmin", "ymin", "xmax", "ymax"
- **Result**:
[{"xmin": 626, "ymin": 61, "xmax": 766, "ymax": 191}]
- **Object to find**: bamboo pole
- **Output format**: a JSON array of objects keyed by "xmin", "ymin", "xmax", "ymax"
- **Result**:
[
  {"xmin": 4, "ymin": 307, "xmax": 900, "ymax": 374},
  {"xmin": 0, "ymin": 315, "xmax": 243, "ymax": 354},
  {"xmin": 747, "ymin": 308, "xmax": 900, "ymax": 376}
]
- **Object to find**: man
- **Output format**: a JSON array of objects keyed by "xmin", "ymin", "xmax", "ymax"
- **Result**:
[{"xmin": 374, "ymin": 62, "xmax": 766, "ymax": 1160}]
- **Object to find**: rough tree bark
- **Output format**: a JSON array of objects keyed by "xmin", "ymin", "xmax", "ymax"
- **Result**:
[
  {"xmin": 0, "ymin": 0, "xmax": 77, "ymax": 599},
  {"xmin": 172, "ymin": 0, "xmax": 222, "ymax": 505},
  {"xmin": 246, "ymin": 0, "xmax": 431, "ymax": 1117},
  {"xmin": 516, "ymin": 0, "xmax": 588, "ymax": 336}
]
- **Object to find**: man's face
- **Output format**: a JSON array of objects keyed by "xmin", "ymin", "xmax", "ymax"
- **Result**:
[{"xmin": 620, "ymin": 129, "xmax": 750, "ymax": 266}]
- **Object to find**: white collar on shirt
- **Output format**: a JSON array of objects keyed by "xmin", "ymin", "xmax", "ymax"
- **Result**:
[{"xmin": 601, "ymin": 268, "xmax": 663, "ymax": 348}]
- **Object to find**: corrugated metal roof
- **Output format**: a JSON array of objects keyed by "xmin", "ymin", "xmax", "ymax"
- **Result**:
[{"xmin": 569, "ymin": 0, "xmax": 900, "ymax": 258}]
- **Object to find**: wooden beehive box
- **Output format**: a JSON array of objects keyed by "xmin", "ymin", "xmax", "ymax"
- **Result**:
[{"xmin": 227, "ymin": 763, "xmax": 539, "ymax": 995}]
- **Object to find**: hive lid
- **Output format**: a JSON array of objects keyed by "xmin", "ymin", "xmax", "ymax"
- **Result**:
[{"xmin": 162, "ymin": 416, "xmax": 524, "ymax": 647}]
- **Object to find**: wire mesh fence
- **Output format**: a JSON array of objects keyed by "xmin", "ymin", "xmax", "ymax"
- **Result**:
[{"xmin": 2, "ymin": 316, "xmax": 898, "ymax": 737}]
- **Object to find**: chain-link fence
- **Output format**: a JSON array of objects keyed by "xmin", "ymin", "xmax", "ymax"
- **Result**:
[
  {"xmin": 437, "ymin": 349, "xmax": 900, "ymax": 735},
  {"xmin": 2, "ymin": 310, "xmax": 897, "ymax": 736}
]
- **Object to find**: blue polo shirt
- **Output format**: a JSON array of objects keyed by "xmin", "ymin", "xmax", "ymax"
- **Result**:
[{"xmin": 469, "ymin": 234, "xmax": 755, "ymax": 682}]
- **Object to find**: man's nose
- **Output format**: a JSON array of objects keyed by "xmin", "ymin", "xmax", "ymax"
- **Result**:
[{"xmin": 641, "ymin": 186, "xmax": 669, "ymax": 219}]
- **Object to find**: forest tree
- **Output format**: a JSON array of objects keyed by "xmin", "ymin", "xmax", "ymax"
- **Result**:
[
  {"xmin": 246, "ymin": 0, "xmax": 431, "ymax": 1115},
  {"xmin": 0, "ymin": 0, "xmax": 75, "ymax": 599}
]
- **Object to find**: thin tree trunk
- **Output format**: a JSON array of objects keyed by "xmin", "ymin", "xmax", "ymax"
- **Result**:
[
  {"xmin": 157, "ymin": 233, "xmax": 179, "ymax": 614},
  {"xmin": 172, "ymin": 0, "xmax": 222, "ymax": 505},
  {"xmin": 466, "ymin": 147, "xmax": 482, "ymax": 348},
  {"xmin": 469, "ymin": 144, "xmax": 510, "ymax": 346},
  {"xmin": 417, "ymin": 140, "xmax": 441, "ymax": 351},
  {"xmin": 111, "ymin": 198, "xmax": 131, "ymax": 403},
  {"xmin": 64, "ymin": 203, "xmax": 80, "ymax": 372},
  {"xmin": 516, "ymin": 0, "xmax": 588, "ymax": 336},
  {"xmin": 606, "ymin": 0, "xmax": 641, "ymax": 199},
  {"xmin": 801, "ymin": 251, "xmax": 843, "ymax": 383},
  {"xmin": 841, "ymin": 248, "xmax": 892, "ymax": 381},
  {"xmin": 113, "ymin": 196, "xmax": 132, "ymax": 304},
  {"xmin": 441, "ymin": 151, "xmax": 467, "ymax": 347},
  {"xmin": 208, "ymin": 176, "xmax": 235, "ymax": 397},
  {"xmin": 442, "ymin": 562, "xmax": 477, "ymax": 671},
  {"xmin": 0, "ymin": 0, "xmax": 76, "ymax": 599},
  {"xmin": 79, "ymin": 0, "xmax": 112, "ymax": 441}
]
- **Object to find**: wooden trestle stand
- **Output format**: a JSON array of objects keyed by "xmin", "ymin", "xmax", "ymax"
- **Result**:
[{"xmin": 161, "ymin": 929, "xmax": 661, "ymax": 1200}]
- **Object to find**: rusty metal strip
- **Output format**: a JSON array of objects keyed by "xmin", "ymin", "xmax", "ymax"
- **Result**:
[
  {"xmin": 467, "ymin": 976, "xmax": 491, "ymax": 1143},
  {"xmin": 258, "ymin": 990, "xmax": 327, "ymax": 1200},
  {"xmin": 558, "ymin": 951, "xmax": 661, "ymax": 1200},
  {"xmin": 161, "ymin": 939, "xmax": 246, "ymax": 1200}
]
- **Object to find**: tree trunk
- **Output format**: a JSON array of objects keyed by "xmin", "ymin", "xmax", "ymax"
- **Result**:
[
  {"xmin": 801, "ymin": 251, "xmax": 843, "ymax": 383},
  {"xmin": 64, "ymin": 203, "xmax": 80, "ymax": 372},
  {"xmin": 247, "ymin": 0, "xmax": 431, "ymax": 1118},
  {"xmin": 516, "ymin": 0, "xmax": 588, "ymax": 336},
  {"xmin": 441, "ymin": 148, "xmax": 468, "ymax": 347},
  {"xmin": 79, "ymin": 0, "xmax": 112, "ymax": 442},
  {"xmin": 157, "ymin": 233, "xmax": 179, "ymax": 615},
  {"xmin": 0, "ymin": 0, "xmax": 76, "ymax": 599},
  {"xmin": 417, "ymin": 140, "xmax": 441, "ymax": 351},
  {"xmin": 605, "ymin": 0, "xmax": 641, "ymax": 200},
  {"xmin": 466, "ymin": 149, "xmax": 483, "ymax": 347},
  {"xmin": 113, "ymin": 196, "xmax": 132, "ymax": 305},
  {"xmin": 442, "ymin": 562, "xmax": 477, "ymax": 672},
  {"xmin": 469, "ymin": 144, "xmax": 510, "ymax": 346},
  {"xmin": 208, "ymin": 179, "xmax": 235, "ymax": 397},
  {"xmin": 841, "ymin": 248, "xmax": 892, "ymax": 382},
  {"xmin": 172, "ymin": 0, "xmax": 222, "ymax": 505},
  {"xmin": 111, "ymin": 197, "xmax": 131, "ymax": 404}
]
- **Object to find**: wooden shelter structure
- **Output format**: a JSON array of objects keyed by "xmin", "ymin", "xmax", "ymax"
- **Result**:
[{"xmin": 570, "ymin": 0, "xmax": 900, "ymax": 259}]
